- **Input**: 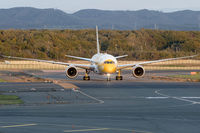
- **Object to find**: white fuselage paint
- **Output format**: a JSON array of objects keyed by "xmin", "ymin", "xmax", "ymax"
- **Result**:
[{"xmin": 90, "ymin": 53, "xmax": 117, "ymax": 74}]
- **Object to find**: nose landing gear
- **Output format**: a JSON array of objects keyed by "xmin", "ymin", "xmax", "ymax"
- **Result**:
[{"xmin": 107, "ymin": 74, "xmax": 111, "ymax": 81}]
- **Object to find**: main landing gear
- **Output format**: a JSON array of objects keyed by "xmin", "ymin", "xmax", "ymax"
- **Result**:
[
  {"xmin": 107, "ymin": 74, "xmax": 111, "ymax": 81},
  {"xmin": 83, "ymin": 69, "xmax": 90, "ymax": 80},
  {"xmin": 116, "ymin": 70, "xmax": 123, "ymax": 80}
]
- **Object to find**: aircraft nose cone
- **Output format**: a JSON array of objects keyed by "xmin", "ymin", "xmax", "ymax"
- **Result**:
[{"xmin": 103, "ymin": 64, "xmax": 116, "ymax": 73}]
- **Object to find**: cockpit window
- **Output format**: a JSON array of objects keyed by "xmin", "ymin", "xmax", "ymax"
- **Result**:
[
  {"xmin": 110, "ymin": 61, "xmax": 114, "ymax": 64},
  {"xmin": 104, "ymin": 61, "xmax": 114, "ymax": 64}
]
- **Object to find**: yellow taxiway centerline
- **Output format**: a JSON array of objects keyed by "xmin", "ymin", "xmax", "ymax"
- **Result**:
[
  {"xmin": 64, "ymin": 128, "xmax": 109, "ymax": 132},
  {"xmin": 0, "ymin": 123, "xmax": 37, "ymax": 128}
]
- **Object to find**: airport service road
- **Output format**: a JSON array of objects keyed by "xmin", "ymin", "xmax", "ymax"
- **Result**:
[{"xmin": 0, "ymin": 81, "xmax": 200, "ymax": 133}]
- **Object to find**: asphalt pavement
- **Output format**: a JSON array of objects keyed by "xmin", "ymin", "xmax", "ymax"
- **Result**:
[{"xmin": 0, "ymin": 70, "xmax": 200, "ymax": 133}]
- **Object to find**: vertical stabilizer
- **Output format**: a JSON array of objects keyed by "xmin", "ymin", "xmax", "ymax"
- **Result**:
[{"xmin": 96, "ymin": 25, "xmax": 100, "ymax": 54}]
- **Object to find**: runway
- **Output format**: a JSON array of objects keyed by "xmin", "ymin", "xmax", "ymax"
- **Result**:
[{"xmin": 0, "ymin": 71, "xmax": 200, "ymax": 133}]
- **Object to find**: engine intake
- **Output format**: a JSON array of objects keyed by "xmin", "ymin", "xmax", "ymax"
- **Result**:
[
  {"xmin": 132, "ymin": 65, "xmax": 145, "ymax": 78},
  {"xmin": 65, "ymin": 66, "xmax": 78, "ymax": 79}
]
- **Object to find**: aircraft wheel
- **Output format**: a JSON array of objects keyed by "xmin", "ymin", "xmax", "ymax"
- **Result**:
[
  {"xmin": 83, "ymin": 76, "xmax": 90, "ymax": 80},
  {"xmin": 116, "ymin": 76, "xmax": 123, "ymax": 80},
  {"xmin": 107, "ymin": 78, "xmax": 111, "ymax": 81}
]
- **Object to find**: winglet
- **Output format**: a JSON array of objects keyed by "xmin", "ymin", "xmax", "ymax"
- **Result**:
[{"xmin": 96, "ymin": 25, "xmax": 100, "ymax": 54}]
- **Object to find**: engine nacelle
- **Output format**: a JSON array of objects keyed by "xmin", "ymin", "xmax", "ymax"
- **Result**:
[
  {"xmin": 132, "ymin": 65, "xmax": 145, "ymax": 78},
  {"xmin": 65, "ymin": 66, "xmax": 78, "ymax": 79}
]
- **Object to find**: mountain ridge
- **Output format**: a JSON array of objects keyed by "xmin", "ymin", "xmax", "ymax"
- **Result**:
[{"xmin": 0, "ymin": 7, "xmax": 200, "ymax": 30}]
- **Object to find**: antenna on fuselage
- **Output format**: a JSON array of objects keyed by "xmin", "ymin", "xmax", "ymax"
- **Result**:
[{"xmin": 96, "ymin": 25, "xmax": 100, "ymax": 54}]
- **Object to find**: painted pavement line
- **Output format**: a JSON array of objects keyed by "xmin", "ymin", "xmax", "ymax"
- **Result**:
[
  {"xmin": 146, "ymin": 97, "xmax": 200, "ymax": 99},
  {"xmin": 64, "ymin": 128, "xmax": 109, "ymax": 132},
  {"xmin": 75, "ymin": 90, "xmax": 104, "ymax": 104},
  {"xmin": 0, "ymin": 123, "xmax": 37, "ymax": 128},
  {"xmin": 146, "ymin": 97, "xmax": 168, "ymax": 99},
  {"xmin": 155, "ymin": 90, "xmax": 200, "ymax": 104}
]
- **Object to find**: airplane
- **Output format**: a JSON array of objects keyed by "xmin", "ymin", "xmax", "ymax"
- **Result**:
[{"xmin": 1, "ymin": 26, "xmax": 198, "ymax": 81}]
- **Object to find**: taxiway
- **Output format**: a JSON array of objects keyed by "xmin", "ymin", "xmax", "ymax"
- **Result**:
[{"xmin": 0, "ymin": 70, "xmax": 200, "ymax": 133}]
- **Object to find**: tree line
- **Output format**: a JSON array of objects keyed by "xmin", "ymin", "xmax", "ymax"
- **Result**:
[{"xmin": 0, "ymin": 29, "xmax": 199, "ymax": 61}]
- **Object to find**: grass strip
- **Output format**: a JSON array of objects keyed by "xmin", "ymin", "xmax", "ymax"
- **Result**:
[
  {"xmin": 170, "ymin": 74, "xmax": 200, "ymax": 80},
  {"xmin": 0, "ymin": 95, "xmax": 23, "ymax": 105},
  {"xmin": 0, "ymin": 78, "xmax": 6, "ymax": 82}
]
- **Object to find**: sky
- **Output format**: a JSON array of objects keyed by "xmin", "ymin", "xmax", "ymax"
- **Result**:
[{"xmin": 0, "ymin": 0, "xmax": 199, "ymax": 13}]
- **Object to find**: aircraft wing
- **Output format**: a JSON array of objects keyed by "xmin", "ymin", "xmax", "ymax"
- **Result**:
[
  {"xmin": 117, "ymin": 55, "xmax": 198, "ymax": 70},
  {"xmin": 1, "ymin": 55, "xmax": 94, "ymax": 70},
  {"xmin": 115, "ymin": 55, "xmax": 128, "ymax": 59},
  {"xmin": 65, "ymin": 55, "xmax": 91, "ymax": 62}
]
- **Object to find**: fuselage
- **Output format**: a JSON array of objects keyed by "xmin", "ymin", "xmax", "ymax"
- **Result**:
[{"xmin": 91, "ymin": 53, "xmax": 117, "ymax": 74}]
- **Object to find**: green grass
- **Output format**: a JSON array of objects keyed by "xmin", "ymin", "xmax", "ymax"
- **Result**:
[
  {"xmin": 0, "ymin": 95, "xmax": 23, "ymax": 105},
  {"xmin": 170, "ymin": 74, "xmax": 200, "ymax": 80},
  {"xmin": 0, "ymin": 78, "xmax": 6, "ymax": 82}
]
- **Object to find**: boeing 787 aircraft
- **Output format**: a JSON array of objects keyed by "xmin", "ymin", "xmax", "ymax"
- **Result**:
[{"xmin": 1, "ymin": 26, "xmax": 197, "ymax": 81}]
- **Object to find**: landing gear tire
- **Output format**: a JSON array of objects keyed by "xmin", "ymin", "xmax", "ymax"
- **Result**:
[
  {"xmin": 83, "ymin": 76, "xmax": 90, "ymax": 80},
  {"xmin": 107, "ymin": 77, "xmax": 111, "ymax": 81},
  {"xmin": 116, "ymin": 76, "xmax": 123, "ymax": 80}
]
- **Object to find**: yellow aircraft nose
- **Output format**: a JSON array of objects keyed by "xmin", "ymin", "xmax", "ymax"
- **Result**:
[
  {"xmin": 99, "ymin": 60, "xmax": 117, "ymax": 74},
  {"xmin": 102, "ymin": 64, "xmax": 117, "ymax": 73},
  {"xmin": 102, "ymin": 63, "xmax": 117, "ymax": 73}
]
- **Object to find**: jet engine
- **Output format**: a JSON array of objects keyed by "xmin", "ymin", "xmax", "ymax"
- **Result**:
[
  {"xmin": 65, "ymin": 66, "xmax": 78, "ymax": 79},
  {"xmin": 132, "ymin": 65, "xmax": 145, "ymax": 78}
]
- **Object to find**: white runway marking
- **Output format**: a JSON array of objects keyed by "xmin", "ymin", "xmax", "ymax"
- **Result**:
[
  {"xmin": 146, "ymin": 97, "xmax": 200, "ymax": 99},
  {"xmin": 146, "ymin": 97, "xmax": 168, "ymax": 99},
  {"xmin": 155, "ymin": 90, "xmax": 200, "ymax": 104},
  {"xmin": 64, "ymin": 128, "xmax": 109, "ymax": 132},
  {"xmin": 72, "ymin": 89, "xmax": 104, "ymax": 104},
  {"xmin": 181, "ymin": 97, "xmax": 200, "ymax": 99},
  {"xmin": 0, "ymin": 123, "xmax": 37, "ymax": 128},
  {"xmin": 63, "ymin": 127, "xmax": 151, "ymax": 133},
  {"xmin": 0, "ymin": 122, "xmax": 152, "ymax": 133}
]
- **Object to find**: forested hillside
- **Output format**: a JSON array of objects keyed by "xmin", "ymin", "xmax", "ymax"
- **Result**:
[{"xmin": 0, "ymin": 29, "xmax": 199, "ymax": 60}]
